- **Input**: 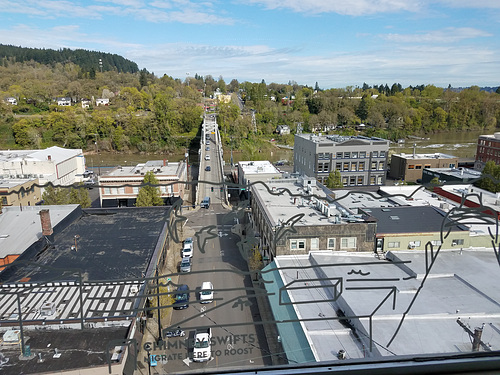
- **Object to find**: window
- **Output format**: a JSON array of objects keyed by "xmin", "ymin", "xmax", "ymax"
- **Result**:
[
  {"xmin": 452, "ymin": 239, "xmax": 465, "ymax": 246},
  {"xmin": 349, "ymin": 176, "xmax": 356, "ymax": 185},
  {"xmin": 415, "ymin": 165, "xmax": 422, "ymax": 169},
  {"xmin": 352, "ymin": 152, "xmax": 358, "ymax": 158},
  {"xmin": 336, "ymin": 162, "xmax": 342, "ymax": 171},
  {"xmin": 336, "ymin": 152, "xmax": 343, "ymax": 159},
  {"xmin": 359, "ymin": 162, "xmax": 365, "ymax": 171},
  {"xmin": 351, "ymin": 162, "xmax": 357, "ymax": 171},
  {"xmin": 343, "ymin": 163, "xmax": 349, "ymax": 171},
  {"xmin": 133, "ymin": 187, "xmax": 139, "ymax": 194},
  {"xmin": 118, "ymin": 187, "xmax": 125, "ymax": 194},
  {"xmin": 372, "ymin": 151, "xmax": 378, "ymax": 157},
  {"xmin": 388, "ymin": 241, "xmax": 400, "ymax": 248},
  {"xmin": 323, "ymin": 163, "xmax": 330, "ymax": 173},
  {"xmin": 408, "ymin": 241, "xmax": 421, "ymax": 248},
  {"xmin": 1, "ymin": 197, "xmax": 6, "ymax": 205},
  {"xmin": 408, "ymin": 165, "xmax": 415, "ymax": 169},
  {"xmin": 327, "ymin": 238, "xmax": 336, "ymax": 249},
  {"xmin": 424, "ymin": 164, "xmax": 431, "ymax": 168},
  {"xmin": 449, "ymin": 163, "xmax": 456, "ymax": 168},
  {"xmin": 104, "ymin": 187, "xmax": 111, "ymax": 195},
  {"xmin": 380, "ymin": 151, "xmax": 386, "ymax": 157},
  {"xmin": 341, "ymin": 237, "xmax": 357, "ymax": 249},
  {"xmin": 342, "ymin": 177, "xmax": 348, "ymax": 185},
  {"xmin": 377, "ymin": 176, "xmax": 383, "ymax": 185},
  {"xmin": 344, "ymin": 152, "xmax": 351, "ymax": 159},
  {"xmin": 431, "ymin": 240, "xmax": 442, "ymax": 246},
  {"xmin": 290, "ymin": 239, "xmax": 306, "ymax": 250},
  {"xmin": 378, "ymin": 161, "xmax": 384, "ymax": 170},
  {"xmin": 311, "ymin": 238, "xmax": 319, "ymax": 250},
  {"xmin": 318, "ymin": 153, "xmax": 324, "ymax": 159},
  {"xmin": 371, "ymin": 161, "xmax": 377, "ymax": 170},
  {"xmin": 317, "ymin": 163, "xmax": 323, "ymax": 172},
  {"xmin": 360, "ymin": 151, "xmax": 366, "ymax": 158},
  {"xmin": 357, "ymin": 176, "xmax": 364, "ymax": 185},
  {"xmin": 370, "ymin": 176, "xmax": 376, "ymax": 185}
]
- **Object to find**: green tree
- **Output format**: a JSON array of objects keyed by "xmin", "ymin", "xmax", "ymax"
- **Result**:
[
  {"xmin": 42, "ymin": 185, "xmax": 69, "ymax": 205},
  {"xmin": 69, "ymin": 186, "xmax": 92, "ymax": 208},
  {"xmin": 476, "ymin": 161, "xmax": 500, "ymax": 193},
  {"xmin": 325, "ymin": 170, "xmax": 343, "ymax": 189},
  {"xmin": 135, "ymin": 171, "xmax": 163, "ymax": 206}
]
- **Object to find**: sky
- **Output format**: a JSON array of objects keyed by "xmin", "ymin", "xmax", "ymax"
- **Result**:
[{"xmin": 0, "ymin": 0, "xmax": 499, "ymax": 89}]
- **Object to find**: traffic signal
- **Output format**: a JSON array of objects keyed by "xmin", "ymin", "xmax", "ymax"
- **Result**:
[{"xmin": 211, "ymin": 187, "xmax": 214, "ymax": 192}]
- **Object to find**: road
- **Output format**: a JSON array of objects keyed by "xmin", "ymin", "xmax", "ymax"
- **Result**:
[{"xmin": 147, "ymin": 114, "xmax": 271, "ymax": 373}]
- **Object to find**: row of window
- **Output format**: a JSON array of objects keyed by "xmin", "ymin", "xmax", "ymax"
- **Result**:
[
  {"xmin": 317, "ymin": 175, "xmax": 384, "ymax": 186},
  {"xmin": 317, "ymin": 151, "xmax": 387, "ymax": 160},
  {"xmin": 407, "ymin": 163, "xmax": 455, "ymax": 170},
  {"xmin": 317, "ymin": 161, "xmax": 386, "ymax": 173},
  {"xmin": 290, "ymin": 237, "xmax": 357, "ymax": 250},
  {"xmin": 103, "ymin": 186, "xmax": 173, "ymax": 195}
]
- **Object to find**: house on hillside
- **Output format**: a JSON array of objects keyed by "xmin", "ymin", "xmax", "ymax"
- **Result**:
[
  {"xmin": 95, "ymin": 98, "xmax": 110, "ymax": 106},
  {"xmin": 5, "ymin": 97, "xmax": 17, "ymax": 105},
  {"xmin": 56, "ymin": 97, "xmax": 71, "ymax": 106},
  {"xmin": 276, "ymin": 125, "xmax": 290, "ymax": 135}
]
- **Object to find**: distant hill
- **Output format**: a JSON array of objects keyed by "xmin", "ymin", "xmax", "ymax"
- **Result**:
[{"xmin": 0, "ymin": 44, "xmax": 139, "ymax": 74}]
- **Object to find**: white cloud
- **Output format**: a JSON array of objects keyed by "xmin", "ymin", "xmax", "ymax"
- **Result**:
[
  {"xmin": 381, "ymin": 27, "xmax": 493, "ymax": 43},
  {"xmin": 437, "ymin": 0, "xmax": 500, "ymax": 9},
  {"xmin": 243, "ymin": 0, "xmax": 423, "ymax": 16}
]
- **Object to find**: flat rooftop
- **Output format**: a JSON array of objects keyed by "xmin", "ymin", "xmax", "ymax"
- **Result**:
[
  {"xmin": 392, "ymin": 152, "xmax": 457, "ymax": 160},
  {"xmin": 0, "ymin": 207, "xmax": 170, "ymax": 283},
  {"xmin": 239, "ymin": 160, "xmax": 281, "ymax": 175},
  {"xmin": 424, "ymin": 167, "xmax": 482, "ymax": 180},
  {"xmin": 0, "ymin": 205, "xmax": 79, "ymax": 259},
  {"xmin": 266, "ymin": 249, "xmax": 500, "ymax": 362},
  {"xmin": 252, "ymin": 179, "xmax": 359, "ymax": 227},
  {"xmin": 0, "ymin": 178, "xmax": 37, "ymax": 189},
  {"xmin": 101, "ymin": 160, "xmax": 182, "ymax": 179},
  {"xmin": 296, "ymin": 133, "xmax": 389, "ymax": 145},
  {"xmin": 0, "ymin": 146, "xmax": 82, "ymax": 163}
]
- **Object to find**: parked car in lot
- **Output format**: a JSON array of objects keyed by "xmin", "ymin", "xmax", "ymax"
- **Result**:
[
  {"xmin": 173, "ymin": 284, "xmax": 190, "ymax": 309},
  {"xmin": 184, "ymin": 237, "xmax": 193, "ymax": 246},
  {"xmin": 199, "ymin": 281, "xmax": 214, "ymax": 303},
  {"xmin": 180, "ymin": 256, "xmax": 192, "ymax": 272}
]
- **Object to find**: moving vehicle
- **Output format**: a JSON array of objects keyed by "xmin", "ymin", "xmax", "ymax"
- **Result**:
[
  {"xmin": 200, "ymin": 196, "xmax": 210, "ymax": 208},
  {"xmin": 205, "ymin": 155, "xmax": 210, "ymax": 161},
  {"xmin": 199, "ymin": 281, "xmax": 214, "ymax": 303},
  {"xmin": 193, "ymin": 327, "xmax": 212, "ymax": 362},
  {"xmin": 180, "ymin": 256, "xmax": 191, "ymax": 272},
  {"xmin": 173, "ymin": 284, "xmax": 190, "ymax": 310},
  {"xmin": 205, "ymin": 166, "xmax": 211, "ymax": 172}
]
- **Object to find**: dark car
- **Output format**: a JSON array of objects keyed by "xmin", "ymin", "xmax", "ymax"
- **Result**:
[
  {"xmin": 173, "ymin": 284, "xmax": 190, "ymax": 309},
  {"xmin": 205, "ymin": 166, "xmax": 211, "ymax": 171}
]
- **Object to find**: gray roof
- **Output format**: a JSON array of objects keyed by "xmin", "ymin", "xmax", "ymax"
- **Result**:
[
  {"xmin": 360, "ymin": 206, "xmax": 467, "ymax": 234},
  {"xmin": 267, "ymin": 249, "xmax": 500, "ymax": 361}
]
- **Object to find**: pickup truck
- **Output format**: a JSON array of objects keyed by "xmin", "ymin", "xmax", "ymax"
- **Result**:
[{"xmin": 193, "ymin": 328, "xmax": 212, "ymax": 362}]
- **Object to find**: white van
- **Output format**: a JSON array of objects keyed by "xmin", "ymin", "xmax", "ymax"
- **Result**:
[
  {"xmin": 199, "ymin": 281, "xmax": 213, "ymax": 303},
  {"xmin": 200, "ymin": 196, "xmax": 210, "ymax": 209}
]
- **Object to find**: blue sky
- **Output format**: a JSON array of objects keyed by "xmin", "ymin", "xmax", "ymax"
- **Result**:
[{"xmin": 1, "ymin": 0, "xmax": 499, "ymax": 88}]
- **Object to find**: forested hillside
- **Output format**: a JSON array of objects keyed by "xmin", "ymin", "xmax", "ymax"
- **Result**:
[
  {"xmin": 0, "ymin": 44, "xmax": 139, "ymax": 75},
  {"xmin": 0, "ymin": 58, "xmax": 499, "ymax": 156}
]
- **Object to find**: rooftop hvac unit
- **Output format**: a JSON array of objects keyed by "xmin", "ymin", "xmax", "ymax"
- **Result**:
[
  {"xmin": 130, "ymin": 285, "xmax": 139, "ymax": 294},
  {"xmin": 40, "ymin": 301, "xmax": 56, "ymax": 317}
]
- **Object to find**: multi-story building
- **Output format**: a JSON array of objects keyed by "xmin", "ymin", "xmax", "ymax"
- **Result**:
[
  {"xmin": 0, "ymin": 146, "xmax": 86, "ymax": 187},
  {"xmin": 0, "ymin": 178, "xmax": 42, "ymax": 207},
  {"xmin": 389, "ymin": 152, "xmax": 458, "ymax": 182},
  {"xmin": 98, "ymin": 160, "xmax": 187, "ymax": 207},
  {"xmin": 293, "ymin": 134, "xmax": 390, "ymax": 187},
  {"xmin": 475, "ymin": 133, "xmax": 500, "ymax": 170},
  {"xmin": 250, "ymin": 177, "xmax": 377, "ymax": 262}
]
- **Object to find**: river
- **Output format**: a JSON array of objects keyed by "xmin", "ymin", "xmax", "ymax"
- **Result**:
[{"xmin": 85, "ymin": 130, "xmax": 485, "ymax": 169}]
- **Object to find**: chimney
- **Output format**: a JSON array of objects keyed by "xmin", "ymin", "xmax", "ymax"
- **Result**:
[
  {"xmin": 40, "ymin": 209, "xmax": 53, "ymax": 236},
  {"xmin": 163, "ymin": 159, "xmax": 168, "ymax": 167}
]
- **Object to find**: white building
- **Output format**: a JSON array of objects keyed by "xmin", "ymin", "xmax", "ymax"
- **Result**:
[{"xmin": 0, "ymin": 146, "xmax": 86, "ymax": 187}]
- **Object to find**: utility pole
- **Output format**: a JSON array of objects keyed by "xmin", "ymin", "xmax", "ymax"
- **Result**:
[{"xmin": 456, "ymin": 319, "xmax": 490, "ymax": 352}]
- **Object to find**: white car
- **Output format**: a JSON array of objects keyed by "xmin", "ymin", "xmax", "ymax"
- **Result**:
[
  {"xmin": 199, "ymin": 281, "xmax": 213, "ymax": 303},
  {"xmin": 205, "ymin": 155, "xmax": 210, "ymax": 161},
  {"xmin": 182, "ymin": 243, "xmax": 193, "ymax": 258}
]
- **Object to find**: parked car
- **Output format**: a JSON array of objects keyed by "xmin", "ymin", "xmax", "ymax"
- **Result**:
[
  {"xmin": 173, "ymin": 284, "xmax": 190, "ymax": 309},
  {"xmin": 182, "ymin": 242, "xmax": 193, "ymax": 258},
  {"xmin": 199, "ymin": 281, "xmax": 214, "ymax": 303},
  {"xmin": 180, "ymin": 256, "xmax": 191, "ymax": 272}
]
